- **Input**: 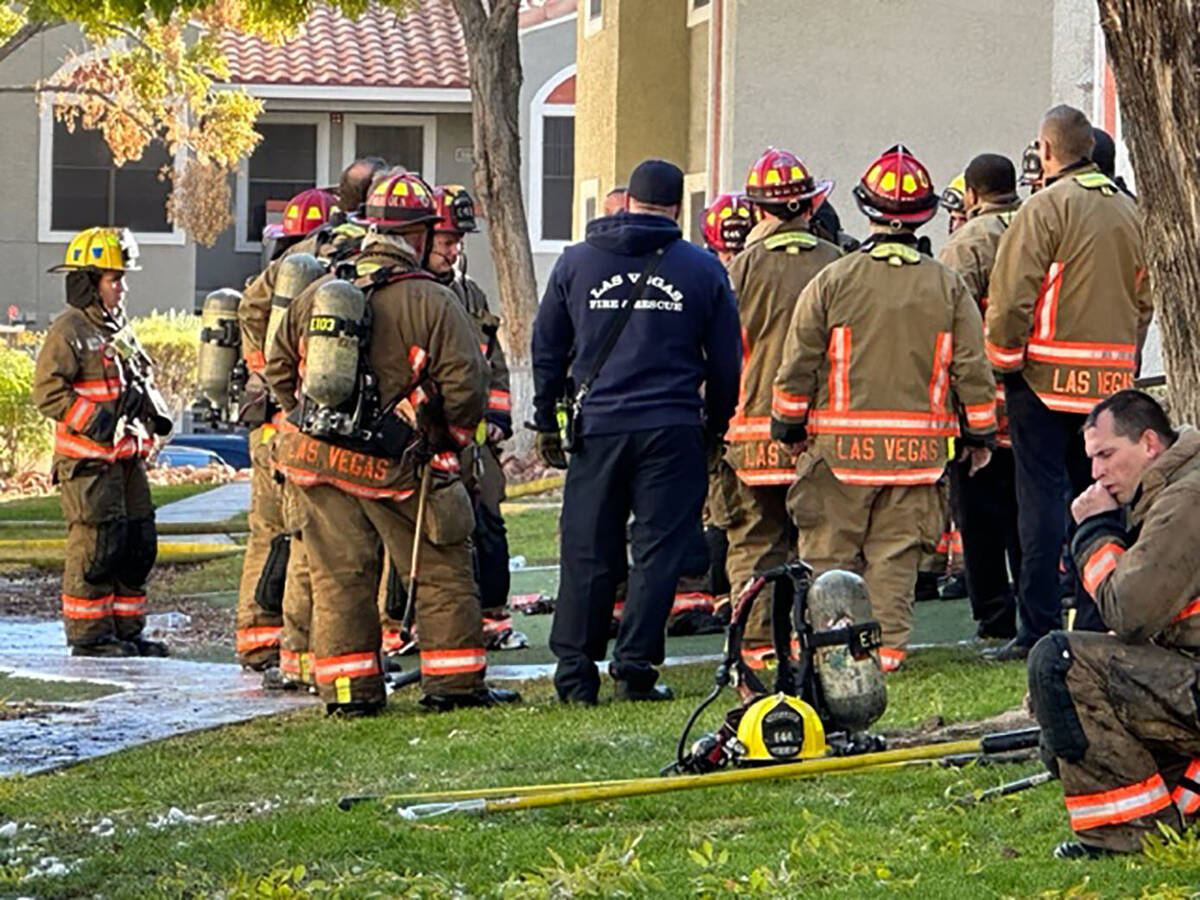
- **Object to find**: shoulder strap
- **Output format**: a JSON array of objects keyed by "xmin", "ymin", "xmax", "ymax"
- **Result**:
[{"xmin": 575, "ymin": 243, "xmax": 673, "ymax": 406}]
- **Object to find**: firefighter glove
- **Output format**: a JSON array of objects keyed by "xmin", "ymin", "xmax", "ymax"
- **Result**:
[{"xmin": 535, "ymin": 430, "xmax": 568, "ymax": 470}]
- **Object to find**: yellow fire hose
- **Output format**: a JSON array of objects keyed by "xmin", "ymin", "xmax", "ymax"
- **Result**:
[{"xmin": 339, "ymin": 728, "xmax": 1040, "ymax": 819}]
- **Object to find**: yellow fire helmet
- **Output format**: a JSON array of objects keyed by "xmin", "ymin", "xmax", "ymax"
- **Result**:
[
  {"xmin": 735, "ymin": 693, "xmax": 828, "ymax": 765},
  {"xmin": 49, "ymin": 227, "xmax": 142, "ymax": 274},
  {"xmin": 939, "ymin": 173, "xmax": 966, "ymax": 213}
]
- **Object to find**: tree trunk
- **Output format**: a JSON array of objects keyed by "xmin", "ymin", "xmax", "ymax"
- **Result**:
[
  {"xmin": 450, "ymin": 0, "xmax": 540, "ymax": 456},
  {"xmin": 1096, "ymin": 2, "xmax": 1200, "ymax": 422}
]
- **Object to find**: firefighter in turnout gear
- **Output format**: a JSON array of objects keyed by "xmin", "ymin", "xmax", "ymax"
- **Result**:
[
  {"xmin": 725, "ymin": 148, "xmax": 841, "ymax": 671},
  {"xmin": 264, "ymin": 172, "xmax": 519, "ymax": 715},
  {"xmin": 937, "ymin": 153, "xmax": 1024, "ymax": 640},
  {"xmin": 241, "ymin": 163, "xmax": 384, "ymax": 684},
  {"xmin": 425, "ymin": 184, "xmax": 526, "ymax": 652},
  {"xmin": 984, "ymin": 105, "xmax": 1152, "ymax": 661},
  {"xmin": 34, "ymin": 227, "xmax": 170, "ymax": 657},
  {"xmin": 667, "ymin": 191, "xmax": 758, "ymax": 633},
  {"xmin": 771, "ymin": 145, "xmax": 998, "ymax": 672},
  {"xmin": 233, "ymin": 187, "xmax": 340, "ymax": 672},
  {"xmin": 1028, "ymin": 391, "xmax": 1200, "ymax": 859}
]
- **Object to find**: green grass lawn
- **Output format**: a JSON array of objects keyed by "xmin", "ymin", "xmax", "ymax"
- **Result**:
[
  {"xmin": 0, "ymin": 482, "xmax": 217, "ymax": 523},
  {"xmin": 3, "ymin": 494, "xmax": 1198, "ymax": 896},
  {"xmin": 0, "ymin": 672, "xmax": 121, "ymax": 704},
  {"xmin": 2, "ymin": 649, "xmax": 1197, "ymax": 896}
]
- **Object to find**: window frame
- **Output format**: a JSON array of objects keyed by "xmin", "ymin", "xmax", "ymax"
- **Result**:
[
  {"xmin": 340, "ymin": 113, "xmax": 438, "ymax": 186},
  {"xmin": 234, "ymin": 112, "xmax": 330, "ymax": 253},
  {"xmin": 687, "ymin": 0, "xmax": 712, "ymax": 27},
  {"xmin": 529, "ymin": 65, "xmax": 577, "ymax": 254},
  {"xmin": 584, "ymin": 0, "xmax": 603, "ymax": 37},
  {"xmin": 682, "ymin": 172, "xmax": 709, "ymax": 246},
  {"xmin": 37, "ymin": 103, "xmax": 185, "ymax": 246}
]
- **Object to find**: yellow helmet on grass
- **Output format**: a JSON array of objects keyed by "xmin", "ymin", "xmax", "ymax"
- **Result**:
[{"xmin": 735, "ymin": 693, "xmax": 828, "ymax": 765}]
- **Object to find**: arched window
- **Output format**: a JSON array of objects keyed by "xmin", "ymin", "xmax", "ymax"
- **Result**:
[{"xmin": 529, "ymin": 65, "xmax": 575, "ymax": 252}]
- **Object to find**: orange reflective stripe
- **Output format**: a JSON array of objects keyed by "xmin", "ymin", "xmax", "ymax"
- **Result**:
[
  {"xmin": 1172, "ymin": 759, "xmax": 1200, "ymax": 816},
  {"xmin": 487, "ymin": 390, "xmax": 511, "ymax": 411},
  {"xmin": 742, "ymin": 644, "xmax": 775, "ymax": 670},
  {"xmin": 54, "ymin": 424, "xmax": 147, "ymax": 461},
  {"xmin": 72, "ymin": 380, "xmax": 119, "ymax": 401},
  {"xmin": 447, "ymin": 425, "xmax": 474, "ymax": 448},
  {"xmin": 1065, "ymin": 773, "xmax": 1171, "ymax": 831},
  {"xmin": 381, "ymin": 628, "xmax": 404, "ymax": 654},
  {"xmin": 1037, "ymin": 392, "xmax": 1103, "ymax": 414},
  {"xmin": 245, "ymin": 349, "xmax": 266, "ymax": 373},
  {"xmin": 771, "ymin": 386, "xmax": 809, "ymax": 418},
  {"xmin": 879, "ymin": 648, "xmax": 906, "ymax": 672},
  {"xmin": 419, "ymin": 647, "xmax": 486, "ymax": 676},
  {"xmin": 315, "ymin": 651, "xmax": 381, "ymax": 682},
  {"xmin": 408, "ymin": 345, "xmax": 428, "ymax": 375},
  {"xmin": 279, "ymin": 649, "xmax": 302, "ymax": 676},
  {"xmin": 1026, "ymin": 339, "xmax": 1137, "ymax": 368},
  {"xmin": 809, "ymin": 410, "xmax": 958, "ymax": 435},
  {"xmin": 727, "ymin": 416, "xmax": 770, "ymax": 441},
  {"xmin": 827, "ymin": 326, "xmax": 851, "ymax": 411},
  {"xmin": 274, "ymin": 463, "xmax": 415, "ymax": 502},
  {"xmin": 236, "ymin": 626, "xmax": 282, "ymax": 652},
  {"xmin": 928, "ymin": 331, "xmax": 953, "ymax": 414},
  {"xmin": 964, "ymin": 402, "xmax": 998, "ymax": 431},
  {"xmin": 430, "ymin": 451, "xmax": 461, "ymax": 473},
  {"xmin": 737, "ymin": 468, "xmax": 795, "ymax": 486},
  {"xmin": 62, "ymin": 593, "xmax": 113, "ymax": 619},
  {"xmin": 985, "ymin": 338, "xmax": 1025, "ymax": 370},
  {"xmin": 1033, "ymin": 262, "xmax": 1064, "ymax": 341},
  {"xmin": 830, "ymin": 466, "xmax": 945, "ymax": 486},
  {"xmin": 65, "ymin": 396, "xmax": 96, "ymax": 431},
  {"xmin": 482, "ymin": 616, "xmax": 514, "ymax": 634},
  {"xmin": 671, "ymin": 592, "xmax": 715, "ymax": 614},
  {"xmin": 1170, "ymin": 596, "xmax": 1200, "ymax": 625},
  {"xmin": 1082, "ymin": 542, "xmax": 1124, "ymax": 597},
  {"xmin": 112, "ymin": 594, "xmax": 145, "ymax": 616}
]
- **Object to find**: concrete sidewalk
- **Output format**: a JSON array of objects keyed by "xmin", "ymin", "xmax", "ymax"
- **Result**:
[{"xmin": 156, "ymin": 481, "xmax": 251, "ymax": 545}]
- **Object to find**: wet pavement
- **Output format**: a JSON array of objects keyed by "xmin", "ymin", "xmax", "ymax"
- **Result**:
[{"xmin": 0, "ymin": 618, "xmax": 313, "ymax": 777}]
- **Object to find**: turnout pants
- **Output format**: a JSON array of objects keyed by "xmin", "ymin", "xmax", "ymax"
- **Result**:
[
  {"xmin": 299, "ymin": 481, "xmax": 485, "ymax": 706},
  {"xmin": 464, "ymin": 443, "xmax": 510, "ymax": 616},
  {"xmin": 1030, "ymin": 631, "xmax": 1200, "ymax": 852},
  {"xmin": 58, "ymin": 457, "xmax": 155, "ymax": 647},
  {"xmin": 1006, "ymin": 375, "xmax": 1103, "ymax": 643},
  {"xmin": 787, "ymin": 453, "xmax": 943, "ymax": 670},
  {"xmin": 236, "ymin": 427, "xmax": 285, "ymax": 668},
  {"xmin": 550, "ymin": 425, "xmax": 706, "ymax": 701},
  {"xmin": 724, "ymin": 478, "xmax": 795, "ymax": 667},
  {"xmin": 278, "ymin": 480, "xmax": 314, "ymax": 685},
  {"xmin": 949, "ymin": 448, "xmax": 1021, "ymax": 637},
  {"xmin": 673, "ymin": 462, "xmax": 738, "ymax": 624}
]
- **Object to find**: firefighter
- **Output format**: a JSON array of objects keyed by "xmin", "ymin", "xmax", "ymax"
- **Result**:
[
  {"xmin": 940, "ymin": 174, "xmax": 968, "ymax": 235},
  {"xmin": 771, "ymin": 145, "xmax": 998, "ymax": 672},
  {"xmin": 424, "ymin": 183, "xmax": 526, "ymax": 652},
  {"xmin": 984, "ymin": 105, "xmax": 1152, "ymax": 661},
  {"xmin": 234, "ymin": 186, "xmax": 338, "ymax": 674},
  {"xmin": 264, "ymin": 172, "xmax": 518, "ymax": 715},
  {"xmin": 724, "ymin": 148, "xmax": 841, "ymax": 671},
  {"xmin": 1028, "ymin": 390, "xmax": 1200, "ymax": 859},
  {"xmin": 661, "ymin": 191, "xmax": 761, "ymax": 635},
  {"xmin": 243, "ymin": 163, "xmax": 386, "ymax": 686},
  {"xmin": 937, "ymin": 153, "xmax": 1024, "ymax": 640},
  {"xmin": 34, "ymin": 227, "xmax": 170, "ymax": 657}
]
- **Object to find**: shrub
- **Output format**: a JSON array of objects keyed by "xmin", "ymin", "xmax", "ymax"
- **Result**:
[
  {"xmin": 0, "ymin": 345, "xmax": 52, "ymax": 476},
  {"xmin": 131, "ymin": 310, "xmax": 201, "ymax": 419}
]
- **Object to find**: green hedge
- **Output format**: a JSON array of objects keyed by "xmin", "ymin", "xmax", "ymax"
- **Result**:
[{"xmin": 0, "ymin": 312, "xmax": 201, "ymax": 476}]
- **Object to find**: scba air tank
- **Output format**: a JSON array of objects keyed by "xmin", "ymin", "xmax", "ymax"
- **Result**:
[
  {"xmin": 267, "ymin": 253, "xmax": 325, "ymax": 354},
  {"xmin": 196, "ymin": 288, "xmax": 242, "ymax": 409},
  {"xmin": 302, "ymin": 279, "xmax": 367, "ymax": 409},
  {"xmin": 807, "ymin": 570, "xmax": 888, "ymax": 734}
]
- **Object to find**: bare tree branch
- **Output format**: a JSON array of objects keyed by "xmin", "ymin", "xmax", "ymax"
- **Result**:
[{"xmin": 0, "ymin": 18, "xmax": 56, "ymax": 66}]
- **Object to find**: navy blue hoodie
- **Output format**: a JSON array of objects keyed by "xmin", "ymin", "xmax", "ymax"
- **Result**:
[{"xmin": 532, "ymin": 212, "xmax": 741, "ymax": 438}]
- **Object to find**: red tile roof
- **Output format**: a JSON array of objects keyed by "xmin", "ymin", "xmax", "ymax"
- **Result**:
[{"xmin": 221, "ymin": 0, "xmax": 470, "ymax": 89}]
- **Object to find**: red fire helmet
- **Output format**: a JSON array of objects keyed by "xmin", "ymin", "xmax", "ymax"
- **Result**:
[
  {"xmin": 852, "ymin": 144, "xmax": 939, "ymax": 226},
  {"xmin": 744, "ymin": 148, "xmax": 833, "ymax": 207},
  {"xmin": 701, "ymin": 192, "xmax": 758, "ymax": 254},
  {"xmin": 281, "ymin": 188, "xmax": 338, "ymax": 236}
]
